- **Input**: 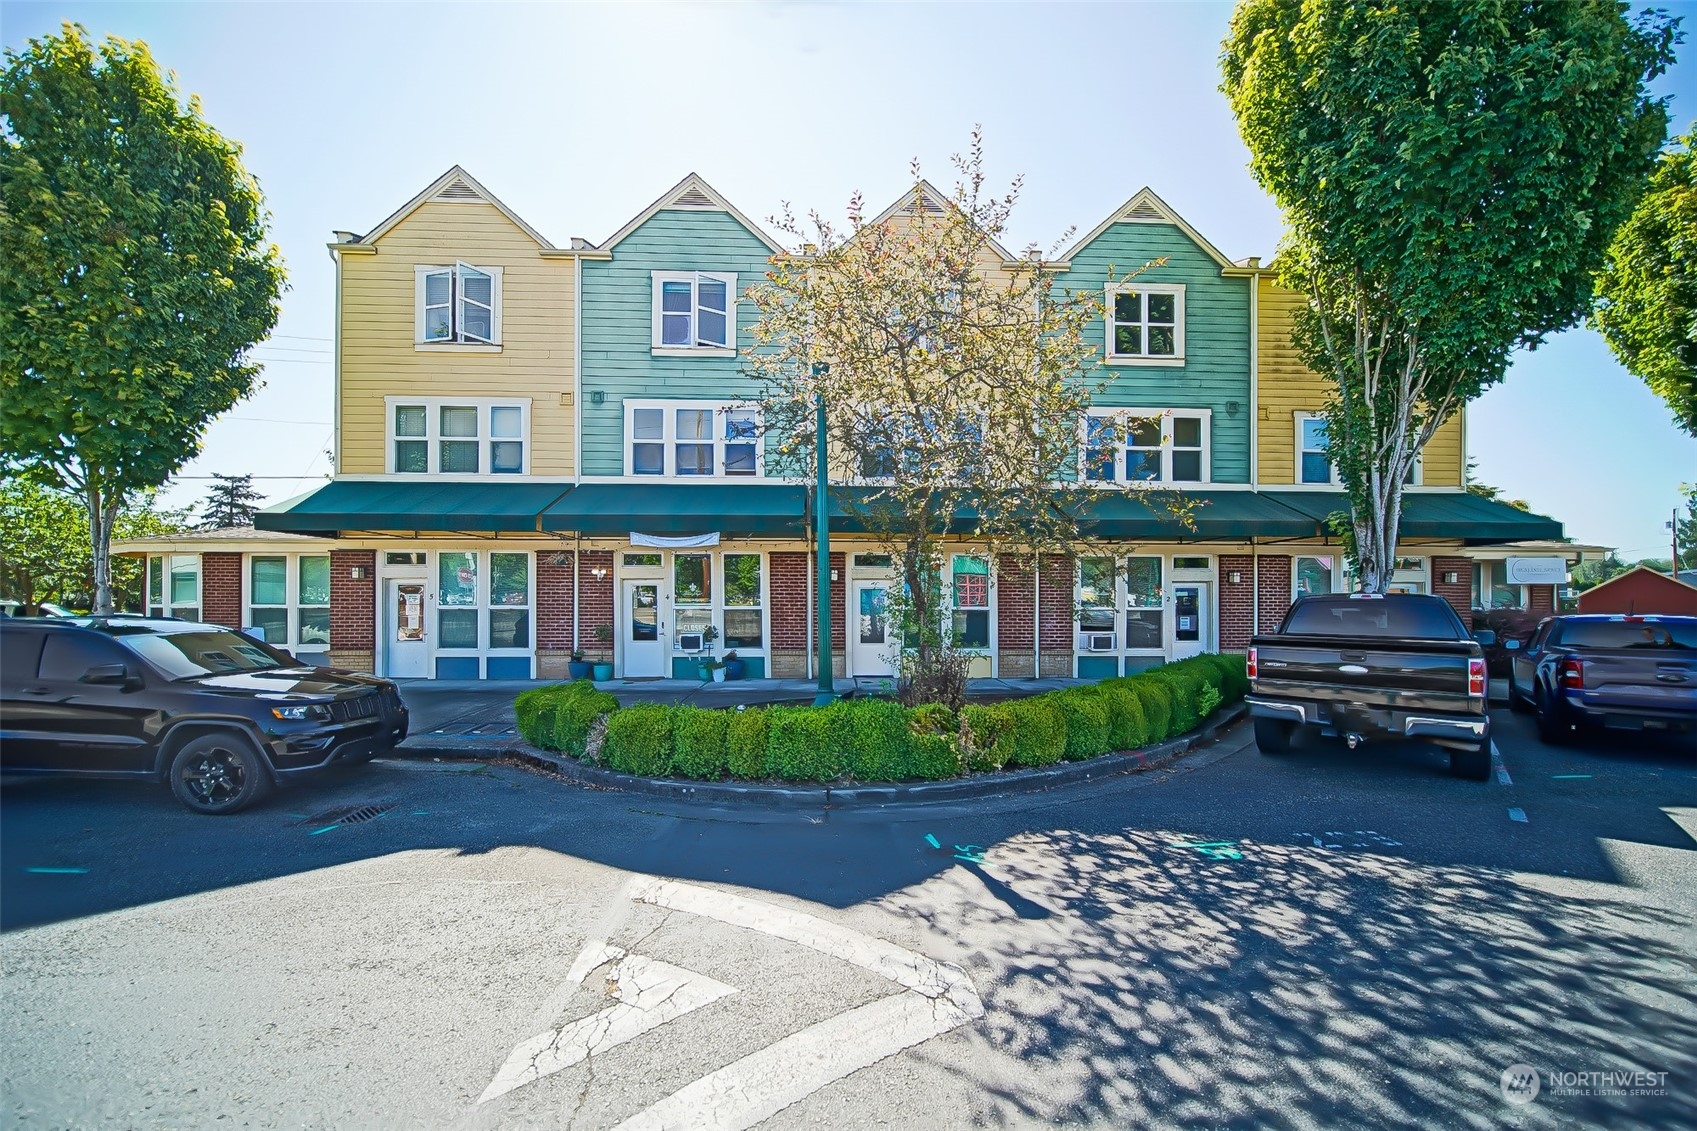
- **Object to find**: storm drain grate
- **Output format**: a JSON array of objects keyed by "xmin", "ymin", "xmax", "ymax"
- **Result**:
[{"xmin": 296, "ymin": 802, "xmax": 395, "ymax": 828}]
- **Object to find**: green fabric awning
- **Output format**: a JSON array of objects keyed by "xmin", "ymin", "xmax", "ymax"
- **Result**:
[
  {"xmin": 256, "ymin": 481, "xmax": 572, "ymax": 535},
  {"xmin": 1075, "ymin": 489, "xmax": 1318, "ymax": 540},
  {"xmin": 541, "ymin": 484, "xmax": 808, "ymax": 536},
  {"xmin": 1258, "ymin": 490, "xmax": 1564, "ymax": 544},
  {"xmin": 828, "ymin": 486, "xmax": 984, "ymax": 535}
]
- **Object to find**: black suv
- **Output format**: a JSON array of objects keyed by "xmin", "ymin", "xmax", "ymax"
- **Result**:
[{"xmin": 1, "ymin": 617, "xmax": 408, "ymax": 814}]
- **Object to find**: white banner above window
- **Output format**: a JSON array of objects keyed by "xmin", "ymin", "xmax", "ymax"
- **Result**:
[
  {"xmin": 630, "ymin": 531, "xmax": 720, "ymax": 549},
  {"xmin": 1505, "ymin": 557, "xmax": 1566, "ymax": 585}
]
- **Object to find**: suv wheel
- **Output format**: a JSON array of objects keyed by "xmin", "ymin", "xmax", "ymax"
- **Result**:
[
  {"xmin": 1254, "ymin": 718, "xmax": 1294, "ymax": 754},
  {"xmin": 1449, "ymin": 742, "xmax": 1491, "ymax": 781},
  {"xmin": 168, "ymin": 732, "xmax": 272, "ymax": 815}
]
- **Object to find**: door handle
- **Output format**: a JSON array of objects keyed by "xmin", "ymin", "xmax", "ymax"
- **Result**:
[
  {"xmin": 21, "ymin": 686, "xmax": 53, "ymax": 696},
  {"xmin": 1340, "ymin": 652, "xmax": 1367, "ymax": 663}
]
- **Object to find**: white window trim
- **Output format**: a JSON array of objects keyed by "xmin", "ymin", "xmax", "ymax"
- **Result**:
[
  {"xmin": 946, "ymin": 553, "xmax": 994, "ymax": 654},
  {"xmin": 433, "ymin": 550, "xmax": 537, "ymax": 660},
  {"xmin": 414, "ymin": 263, "xmax": 504, "ymax": 347},
  {"xmin": 1291, "ymin": 553, "xmax": 1347, "ymax": 598},
  {"xmin": 1081, "ymin": 408, "xmax": 1212, "ymax": 485},
  {"xmin": 1104, "ymin": 282, "xmax": 1186, "ymax": 366},
  {"xmin": 243, "ymin": 553, "xmax": 332, "ymax": 651},
  {"xmin": 1293, "ymin": 411, "xmax": 1422, "ymax": 486},
  {"xmin": 1075, "ymin": 554, "xmax": 1168, "ymax": 656},
  {"xmin": 651, "ymin": 270, "xmax": 738, "ymax": 356},
  {"xmin": 149, "ymin": 554, "xmax": 201, "ymax": 619},
  {"xmin": 720, "ymin": 551, "xmax": 769, "ymax": 654},
  {"xmin": 624, "ymin": 399, "xmax": 765, "ymax": 479},
  {"xmin": 385, "ymin": 397, "xmax": 532, "ymax": 476}
]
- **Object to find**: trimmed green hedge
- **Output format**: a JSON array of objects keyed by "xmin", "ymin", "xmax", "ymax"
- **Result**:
[{"xmin": 511, "ymin": 652, "xmax": 1248, "ymax": 784}]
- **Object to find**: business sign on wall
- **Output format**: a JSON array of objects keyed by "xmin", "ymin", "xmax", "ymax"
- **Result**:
[{"xmin": 1505, "ymin": 557, "xmax": 1567, "ymax": 585}]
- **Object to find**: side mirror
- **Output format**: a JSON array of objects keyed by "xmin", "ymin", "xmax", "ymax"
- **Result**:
[
  {"xmin": 1472, "ymin": 630, "xmax": 1497, "ymax": 647},
  {"xmin": 81, "ymin": 663, "xmax": 140, "ymax": 689},
  {"xmin": 1504, "ymin": 638, "xmax": 1522, "ymax": 651}
]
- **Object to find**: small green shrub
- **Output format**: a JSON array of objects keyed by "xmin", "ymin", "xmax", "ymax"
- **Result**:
[
  {"xmin": 1213, "ymin": 653, "xmax": 1249, "ymax": 702},
  {"xmin": 766, "ymin": 706, "xmax": 843, "ymax": 782},
  {"xmin": 961, "ymin": 703, "xmax": 1014, "ymax": 772},
  {"xmin": 514, "ymin": 680, "xmax": 619, "ymax": 757},
  {"xmin": 1132, "ymin": 679, "xmax": 1174, "ymax": 741},
  {"xmin": 671, "ymin": 706, "xmax": 729, "ymax": 779},
  {"xmin": 1006, "ymin": 697, "xmax": 1065, "ymax": 768},
  {"xmin": 1197, "ymin": 684, "xmax": 1223, "ymax": 720},
  {"xmin": 1099, "ymin": 683, "xmax": 1149, "ymax": 751},
  {"xmin": 603, "ymin": 703, "xmax": 674, "ymax": 776},
  {"xmin": 1146, "ymin": 667, "xmax": 1205, "ymax": 735},
  {"xmin": 726, "ymin": 707, "xmax": 769, "ymax": 779},
  {"xmin": 906, "ymin": 705, "xmax": 961, "ymax": 780},
  {"xmin": 1052, "ymin": 690, "xmax": 1112, "ymax": 761},
  {"xmin": 832, "ymin": 698, "xmax": 911, "ymax": 781}
]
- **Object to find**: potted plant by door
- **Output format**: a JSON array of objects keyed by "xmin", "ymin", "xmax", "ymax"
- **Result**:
[
  {"xmin": 722, "ymin": 651, "xmax": 745, "ymax": 681},
  {"xmin": 567, "ymin": 647, "xmax": 593, "ymax": 681},
  {"xmin": 591, "ymin": 625, "xmax": 614, "ymax": 681},
  {"xmin": 701, "ymin": 658, "xmax": 726, "ymax": 683}
]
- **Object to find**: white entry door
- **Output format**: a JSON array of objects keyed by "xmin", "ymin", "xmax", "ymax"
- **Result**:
[
  {"xmin": 849, "ymin": 581, "xmax": 896, "ymax": 677},
  {"xmin": 623, "ymin": 580, "xmax": 664, "ymax": 678},
  {"xmin": 385, "ymin": 579, "xmax": 429, "ymax": 678},
  {"xmin": 1171, "ymin": 583, "xmax": 1210, "ymax": 661}
]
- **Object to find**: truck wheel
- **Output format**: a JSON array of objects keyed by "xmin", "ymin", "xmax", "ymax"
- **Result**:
[
  {"xmin": 168, "ymin": 732, "xmax": 272, "ymax": 815},
  {"xmin": 1506, "ymin": 678, "xmax": 1529, "ymax": 714},
  {"xmin": 1449, "ymin": 743, "xmax": 1491, "ymax": 781},
  {"xmin": 1254, "ymin": 718, "xmax": 1294, "ymax": 755},
  {"xmin": 1534, "ymin": 687, "xmax": 1571, "ymax": 746}
]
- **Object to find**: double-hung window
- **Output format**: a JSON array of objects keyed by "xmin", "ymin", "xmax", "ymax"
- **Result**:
[
  {"xmin": 626, "ymin": 402, "xmax": 762, "ymax": 477},
  {"xmin": 1106, "ymin": 284, "xmax": 1184, "ymax": 363},
  {"xmin": 389, "ymin": 399, "xmax": 528, "ymax": 475},
  {"xmin": 1082, "ymin": 410, "xmax": 1210, "ymax": 483},
  {"xmin": 951, "ymin": 556, "xmax": 990, "ymax": 649},
  {"xmin": 652, "ymin": 271, "xmax": 736, "ymax": 353},
  {"xmin": 416, "ymin": 262, "xmax": 502, "ymax": 345},
  {"xmin": 247, "ymin": 554, "xmax": 331, "ymax": 650}
]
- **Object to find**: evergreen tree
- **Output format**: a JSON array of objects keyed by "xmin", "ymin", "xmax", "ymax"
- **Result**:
[{"xmin": 197, "ymin": 473, "xmax": 265, "ymax": 529}]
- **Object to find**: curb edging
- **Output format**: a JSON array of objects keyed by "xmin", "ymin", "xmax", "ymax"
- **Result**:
[{"xmin": 402, "ymin": 703, "xmax": 1247, "ymax": 808}]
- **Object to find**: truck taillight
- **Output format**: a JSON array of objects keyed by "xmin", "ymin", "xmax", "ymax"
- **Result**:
[
  {"xmin": 1468, "ymin": 657, "xmax": 1485, "ymax": 698},
  {"xmin": 1247, "ymin": 647, "xmax": 1258, "ymax": 680},
  {"xmin": 1559, "ymin": 657, "xmax": 1584, "ymax": 690}
]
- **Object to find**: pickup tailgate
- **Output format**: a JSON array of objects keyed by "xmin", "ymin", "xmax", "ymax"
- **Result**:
[
  {"xmin": 1252, "ymin": 635, "xmax": 1477, "ymax": 708},
  {"xmin": 1576, "ymin": 651, "xmax": 1697, "ymax": 715}
]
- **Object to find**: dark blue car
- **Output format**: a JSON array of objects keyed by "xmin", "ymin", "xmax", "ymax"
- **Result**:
[{"xmin": 1506, "ymin": 614, "xmax": 1697, "ymax": 744}]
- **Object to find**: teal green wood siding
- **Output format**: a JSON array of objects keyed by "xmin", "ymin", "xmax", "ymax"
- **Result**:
[
  {"xmin": 581, "ymin": 210, "xmax": 777, "ymax": 476},
  {"xmin": 1062, "ymin": 222, "xmax": 1251, "ymax": 483}
]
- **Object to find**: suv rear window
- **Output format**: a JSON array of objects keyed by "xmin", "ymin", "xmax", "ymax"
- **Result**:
[
  {"xmin": 1283, "ymin": 597, "xmax": 1464, "ymax": 639},
  {"xmin": 1557, "ymin": 619, "xmax": 1697, "ymax": 650},
  {"xmin": 1, "ymin": 628, "xmax": 46, "ymax": 682}
]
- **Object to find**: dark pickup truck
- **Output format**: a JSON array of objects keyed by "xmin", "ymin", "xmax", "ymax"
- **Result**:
[
  {"xmin": 1507, "ymin": 614, "xmax": 1697, "ymax": 744},
  {"xmin": 1247, "ymin": 593, "xmax": 1492, "ymax": 780}
]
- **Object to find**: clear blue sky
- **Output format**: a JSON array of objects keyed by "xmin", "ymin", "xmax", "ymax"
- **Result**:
[{"xmin": 5, "ymin": 1, "xmax": 1695, "ymax": 559}]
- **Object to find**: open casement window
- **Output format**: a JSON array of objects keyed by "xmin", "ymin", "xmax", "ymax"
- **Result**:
[
  {"xmin": 390, "ymin": 400, "xmax": 528, "ymax": 475},
  {"xmin": 626, "ymin": 402, "xmax": 762, "ymax": 478},
  {"xmin": 416, "ymin": 262, "xmax": 502, "ymax": 344},
  {"xmin": 1106, "ymin": 284, "xmax": 1185, "ymax": 363},
  {"xmin": 950, "ymin": 556, "xmax": 990, "ymax": 649},
  {"xmin": 651, "ymin": 271, "xmax": 736, "ymax": 351},
  {"xmin": 1082, "ymin": 410, "xmax": 1210, "ymax": 484}
]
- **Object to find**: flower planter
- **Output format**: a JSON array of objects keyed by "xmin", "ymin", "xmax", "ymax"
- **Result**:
[
  {"xmin": 724, "ymin": 659, "xmax": 745, "ymax": 681},
  {"xmin": 711, "ymin": 666, "xmax": 726, "ymax": 683},
  {"xmin": 567, "ymin": 661, "xmax": 593, "ymax": 680},
  {"xmin": 592, "ymin": 663, "xmax": 613, "ymax": 681}
]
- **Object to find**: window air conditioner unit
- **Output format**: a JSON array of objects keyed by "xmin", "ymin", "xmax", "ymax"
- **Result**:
[
  {"xmin": 1085, "ymin": 633, "xmax": 1116, "ymax": 652},
  {"xmin": 677, "ymin": 632, "xmax": 704, "ymax": 653}
]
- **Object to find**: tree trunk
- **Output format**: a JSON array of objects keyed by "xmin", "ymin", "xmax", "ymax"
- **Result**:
[
  {"xmin": 85, "ymin": 481, "xmax": 122, "ymax": 614},
  {"xmin": 1352, "ymin": 454, "xmax": 1415, "ymax": 595}
]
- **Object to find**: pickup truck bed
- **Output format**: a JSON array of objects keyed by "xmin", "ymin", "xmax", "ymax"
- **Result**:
[
  {"xmin": 1509, "ymin": 614, "xmax": 1697, "ymax": 743},
  {"xmin": 1247, "ymin": 593, "xmax": 1491, "ymax": 780}
]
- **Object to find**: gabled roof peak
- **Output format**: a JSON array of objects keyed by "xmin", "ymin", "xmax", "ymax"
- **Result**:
[
  {"xmin": 1056, "ymin": 186, "xmax": 1234, "ymax": 270},
  {"xmin": 863, "ymin": 179, "xmax": 1017, "ymax": 262},
  {"xmin": 349, "ymin": 165, "xmax": 555, "ymax": 250},
  {"xmin": 600, "ymin": 172, "xmax": 785, "ymax": 255}
]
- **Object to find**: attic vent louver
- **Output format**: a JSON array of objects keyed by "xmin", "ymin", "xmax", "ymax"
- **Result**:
[
  {"xmin": 913, "ymin": 191, "xmax": 947, "ymax": 214},
  {"xmin": 670, "ymin": 186, "xmax": 715, "ymax": 208},
  {"xmin": 1120, "ymin": 199, "xmax": 1165, "ymax": 221},
  {"xmin": 437, "ymin": 177, "xmax": 481, "ymax": 202}
]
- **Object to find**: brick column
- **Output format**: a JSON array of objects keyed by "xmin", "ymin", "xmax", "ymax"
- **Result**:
[
  {"xmin": 536, "ymin": 551, "xmax": 572, "ymax": 679},
  {"xmin": 578, "ymin": 551, "xmax": 614, "ymax": 661},
  {"xmin": 1431, "ymin": 555, "xmax": 1474, "ymax": 630},
  {"xmin": 996, "ymin": 554, "xmax": 1036, "ymax": 677},
  {"xmin": 1528, "ymin": 584, "xmax": 1556, "ymax": 616},
  {"xmin": 1038, "ymin": 554, "xmax": 1074, "ymax": 677},
  {"xmin": 1256, "ymin": 555, "xmax": 1293, "ymax": 636},
  {"xmin": 329, "ymin": 550, "xmax": 376, "ymax": 672},
  {"xmin": 769, "ymin": 551, "xmax": 809, "ymax": 678},
  {"xmin": 1218, "ymin": 553, "xmax": 1255, "ymax": 651},
  {"xmin": 201, "ymin": 552, "xmax": 242, "ymax": 629}
]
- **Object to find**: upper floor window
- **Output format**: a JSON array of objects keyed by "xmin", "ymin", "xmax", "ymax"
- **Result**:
[
  {"xmin": 1082, "ymin": 409, "xmax": 1209, "ymax": 484},
  {"xmin": 652, "ymin": 271, "xmax": 736, "ymax": 354},
  {"xmin": 1296, "ymin": 411, "xmax": 1419, "ymax": 486},
  {"xmin": 626, "ymin": 401, "xmax": 760, "ymax": 478},
  {"xmin": 415, "ymin": 262, "xmax": 503, "ymax": 346},
  {"xmin": 388, "ymin": 398, "xmax": 529, "ymax": 475},
  {"xmin": 1106, "ymin": 284, "xmax": 1184, "ymax": 364}
]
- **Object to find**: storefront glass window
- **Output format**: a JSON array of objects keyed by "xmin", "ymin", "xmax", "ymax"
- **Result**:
[{"xmin": 1124, "ymin": 556, "xmax": 1163, "ymax": 650}]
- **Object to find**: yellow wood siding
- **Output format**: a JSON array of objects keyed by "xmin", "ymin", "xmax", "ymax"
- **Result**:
[
  {"xmin": 338, "ymin": 201, "xmax": 574, "ymax": 475},
  {"xmin": 1256, "ymin": 277, "xmax": 1461, "ymax": 487}
]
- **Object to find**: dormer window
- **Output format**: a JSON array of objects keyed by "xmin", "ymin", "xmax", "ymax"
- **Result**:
[
  {"xmin": 416, "ymin": 262, "xmax": 503, "ymax": 346},
  {"xmin": 651, "ymin": 271, "xmax": 736, "ymax": 355}
]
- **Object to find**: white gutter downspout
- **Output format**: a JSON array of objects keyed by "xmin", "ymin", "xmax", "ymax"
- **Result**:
[
  {"xmin": 330, "ymin": 245, "xmax": 343, "ymax": 475},
  {"xmin": 1032, "ymin": 551, "xmax": 1041, "ymax": 678},
  {"xmin": 572, "ymin": 255, "xmax": 584, "ymax": 658},
  {"xmin": 1248, "ymin": 271, "xmax": 1259, "ymax": 492}
]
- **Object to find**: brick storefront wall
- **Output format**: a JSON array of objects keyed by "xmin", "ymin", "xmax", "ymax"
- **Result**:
[
  {"xmin": 1256, "ymin": 555, "xmax": 1293, "ymax": 635},
  {"xmin": 578, "ymin": 551, "xmax": 614, "ymax": 658},
  {"xmin": 1431, "ymin": 556, "xmax": 1474, "ymax": 631},
  {"xmin": 329, "ymin": 550, "xmax": 376, "ymax": 651},
  {"xmin": 1038, "ymin": 554, "xmax": 1074, "ymax": 676},
  {"xmin": 536, "ymin": 551, "xmax": 572, "ymax": 651},
  {"xmin": 996, "ymin": 555, "xmax": 1036, "ymax": 678},
  {"xmin": 200, "ymin": 552, "xmax": 242, "ymax": 629},
  {"xmin": 1217, "ymin": 554, "xmax": 1255, "ymax": 651}
]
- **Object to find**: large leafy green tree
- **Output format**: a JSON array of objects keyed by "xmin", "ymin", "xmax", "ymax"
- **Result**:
[
  {"xmin": 1, "ymin": 478, "xmax": 190, "ymax": 611},
  {"xmin": 1593, "ymin": 128, "xmax": 1697, "ymax": 436},
  {"xmin": 0, "ymin": 24, "xmax": 285, "ymax": 611},
  {"xmin": 1222, "ymin": 0, "xmax": 1678, "ymax": 591}
]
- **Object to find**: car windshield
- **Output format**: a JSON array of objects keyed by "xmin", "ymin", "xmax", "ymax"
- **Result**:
[
  {"xmin": 1560, "ymin": 619, "xmax": 1697, "ymax": 650},
  {"xmin": 113, "ymin": 629, "xmax": 293, "ymax": 679},
  {"xmin": 1283, "ymin": 598, "xmax": 1463, "ymax": 639}
]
